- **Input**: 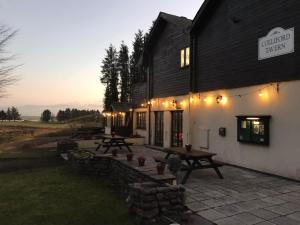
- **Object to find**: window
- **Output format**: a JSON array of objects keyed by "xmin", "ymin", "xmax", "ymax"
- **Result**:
[
  {"xmin": 236, "ymin": 116, "xmax": 271, "ymax": 146},
  {"xmin": 136, "ymin": 112, "xmax": 146, "ymax": 130},
  {"xmin": 180, "ymin": 47, "xmax": 190, "ymax": 68},
  {"xmin": 171, "ymin": 111, "xmax": 183, "ymax": 147}
]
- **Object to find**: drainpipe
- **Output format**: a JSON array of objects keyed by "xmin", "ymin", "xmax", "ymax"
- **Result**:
[
  {"xmin": 148, "ymin": 102, "xmax": 151, "ymax": 145},
  {"xmin": 188, "ymin": 92, "xmax": 192, "ymax": 145}
]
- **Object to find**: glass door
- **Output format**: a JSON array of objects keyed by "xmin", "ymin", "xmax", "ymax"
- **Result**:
[
  {"xmin": 154, "ymin": 111, "xmax": 164, "ymax": 146},
  {"xmin": 171, "ymin": 111, "xmax": 183, "ymax": 147}
]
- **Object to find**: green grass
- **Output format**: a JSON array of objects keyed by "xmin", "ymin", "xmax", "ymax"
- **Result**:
[
  {"xmin": 0, "ymin": 121, "xmax": 71, "ymax": 129},
  {"xmin": 0, "ymin": 166, "xmax": 133, "ymax": 225}
]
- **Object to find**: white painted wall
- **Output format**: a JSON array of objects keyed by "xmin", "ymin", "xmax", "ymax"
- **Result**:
[{"xmin": 190, "ymin": 80, "xmax": 300, "ymax": 181}]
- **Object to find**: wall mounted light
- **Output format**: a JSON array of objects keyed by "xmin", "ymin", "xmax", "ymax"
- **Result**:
[{"xmin": 216, "ymin": 95, "xmax": 223, "ymax": 104}]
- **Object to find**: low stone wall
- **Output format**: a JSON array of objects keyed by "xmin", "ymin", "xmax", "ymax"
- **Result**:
[
  {"xmin": 67, "ymin": 152, "xmax": 186, "ymax": 224},
  {"xmin": 128, "ymin": 182, "xmax": 185, "ymax": 225}
]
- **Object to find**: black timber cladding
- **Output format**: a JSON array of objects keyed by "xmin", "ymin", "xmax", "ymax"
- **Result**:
[
  {"xmin": 191, "ymin": 0, "xmax": 300, "ymax": 92},
  {"xmin": 132, "ymin": 82, "xmax": 147, "ymax": 107},
  {"xmin": 146, "ymin": 12, "xmax": 192, "ymax": 98}
]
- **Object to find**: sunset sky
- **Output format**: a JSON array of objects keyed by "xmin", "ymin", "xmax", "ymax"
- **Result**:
[{"xmin": 0, "ymin": 0, "xmax": 203, "ymax": 115}]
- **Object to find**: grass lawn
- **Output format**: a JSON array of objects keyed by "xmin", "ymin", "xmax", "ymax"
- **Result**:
[{"xmin": 0, "ymin": 166, "xmax": 133, "ymax": 225}]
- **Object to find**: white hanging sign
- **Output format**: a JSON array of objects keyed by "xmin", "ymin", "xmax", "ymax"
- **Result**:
[{"xmin": 258, "ymin": 27, "xmax": 294, "ymax": 60}]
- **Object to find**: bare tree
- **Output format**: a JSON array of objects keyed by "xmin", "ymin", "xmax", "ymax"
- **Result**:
[{"xmin": 0, "ymin": 25, "xmax": 19, "ymax": 97}]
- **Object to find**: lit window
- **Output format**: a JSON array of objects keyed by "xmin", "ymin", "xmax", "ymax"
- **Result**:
[
  {"xmin": 180, "ymin": 49, "xmax": 185, "ymax": 68},
  {"xmin": 180, "ymin": 47, "xmax": 190, "ymax": 68},
  {"xmin": 185, "ymin": 47, "xmax": 190, "ymax": 66}
]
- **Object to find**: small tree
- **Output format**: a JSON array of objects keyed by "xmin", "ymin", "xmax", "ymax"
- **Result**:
[
  {"xmin": 41, "ymin": 109, "xmax": 51, "ymax": 123},
  {"xmin": 56, "ymin": 110, "xmax": 65, "ymax": 122},
  {"xmin": 11, "ymin": 106, "xmax": 20, "ymax": 121},
  {"xmin": 0, "ymin": 110, "xmax": 6, "ymax": 121},
  {"xmin": 0, "ymin": 25, "xmax": 19, "ymax": 97},
  {"xmin": 6, "ymin": 107, "xmax": 12, "ymax": 121}
]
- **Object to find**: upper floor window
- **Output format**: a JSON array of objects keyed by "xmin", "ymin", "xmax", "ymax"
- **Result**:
[{"xmin": 180, "ymin": 47, "xmax": 190, "ymax": 68}]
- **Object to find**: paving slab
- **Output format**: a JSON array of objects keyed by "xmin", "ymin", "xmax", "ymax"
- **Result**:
[
  {"xmin": 249, "ymin": 208, "xmax": 280, "ymax": 220},
  {"xmin": 288, "ymin": 212, "xmax": 300, "ymax": 222},
  {"xmin": 270, "ymin": 216, "xmax": 300, "ymax": 225},
  {"xmin": 230, "ymin": 212, "xmax": 264, "ymax": 225},
  {"xmin": 215, "ymin": 216, "xmax": 246, "ymax": 225},
  {"xmin": 197, "ymin": 209, "xmax": 227, "ymax": 222}
]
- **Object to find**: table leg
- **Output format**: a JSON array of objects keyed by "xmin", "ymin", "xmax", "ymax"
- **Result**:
[
  {"xmin": 165, "ymin": 153, "xmax": 171, "ymax": 159},
  {"xmin": 181, "ymin": 169, "xmax": 192, "ymax": 184},
  {"xmin": 208, "ymin": 158, "xmax": 224, "ymax": 179},
  {"xmin": 95, "ymin": 144, "xmax": 101, "ymax": 151},
  {"xmin": 103, "ymin": 145, "xmax": 111, "ymax": 154}
]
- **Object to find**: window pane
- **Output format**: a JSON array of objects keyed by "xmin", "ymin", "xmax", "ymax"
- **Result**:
[
  {"xmin": 186, "ymin": 47, "xmax": 190, "ymax": 66},
  {"xmin": 180, "ymin": 49, "xmax": 185, "ymax": 68}
]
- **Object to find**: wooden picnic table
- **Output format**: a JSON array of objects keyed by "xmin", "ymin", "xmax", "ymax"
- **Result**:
[
  {"xmin": 164, "ymin": 147, "xmax": 224, "ymax": 184},
  {"xmin": 95, "ymin": 134, "xmax": 133, "ymax": 154}
]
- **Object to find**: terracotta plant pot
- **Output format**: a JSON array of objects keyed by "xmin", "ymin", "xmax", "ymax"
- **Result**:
[
  {"xmin": 157, "ymin": 162, "xmax": 166, "ymax": 175},
  {"xmin": 138, "ymin": 156, "xmax": 146, "ymax": 167},
  {"xmin": 185, "ymin": 144, "xmax": 192, "ymax": 152},
  {"xmin": 112, "ymin": 149, "xmax": 118, "ymax": 157},
  {"xmin": 126, "ymin": 153, "xmax": 134, "ymax": 162}
]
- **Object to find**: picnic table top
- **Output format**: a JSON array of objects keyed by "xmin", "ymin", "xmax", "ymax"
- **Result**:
[
  {"xmin": 164, "ymin": 147, "xmax": 216, "ymax": 158},
  {"xmin": 99, "ymin": 134, "xmax": 128, "ymax": 140}
]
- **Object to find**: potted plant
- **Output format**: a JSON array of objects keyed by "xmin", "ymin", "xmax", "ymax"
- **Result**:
[
  {"xmin": 126, "ymin": 153, "xmax": 134, "ymax": 162},
  {"xmin": 156, "ymin": 162, "xmax": 166, "ymax": 175},
  {"xmin": 185, "ymin": 144, "xmax": 192, "ymax": 152},
  {"xmin": 138, "ymin": 156, "xmax": 146, "ymax": 167},
  {"xmin": 112, "ymin": 149, "xmax": 118, "ymax": 157}
]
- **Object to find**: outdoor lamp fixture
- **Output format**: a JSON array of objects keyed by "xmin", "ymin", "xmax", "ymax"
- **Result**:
[
  {"xmin": 216, "ymin": 95, "xmax": 223, "ymax": 104},
  {"xmin": 172, "ymin": 100, "xmax": 178, "ymax": 107}
]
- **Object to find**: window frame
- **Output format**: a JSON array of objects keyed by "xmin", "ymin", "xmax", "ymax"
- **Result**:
[
  {"xmin": 136, "ymin": 112, "xmax": 146, "ymax": 130},
  {"xmin": 180, "ymin": 47, "xmax": 190, "ymax": 68}
]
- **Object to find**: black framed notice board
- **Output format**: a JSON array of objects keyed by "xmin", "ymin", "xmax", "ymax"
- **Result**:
[{"xmin": 236, "ymin": 116, "xmax": 271, "ymax": 146}]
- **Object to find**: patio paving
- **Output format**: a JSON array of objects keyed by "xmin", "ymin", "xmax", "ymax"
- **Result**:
[
  {"xmin": 183, "ymin": 163, "xmax": 300, "ymax": 225},
  {"xmin": 85, "ymin": 144, "xmax": 300, "ymax": 225}
]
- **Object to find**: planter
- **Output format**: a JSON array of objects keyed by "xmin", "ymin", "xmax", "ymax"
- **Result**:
[
  {"xmin": 156, "ymin": 162, "xmax": 166, "ymax": 175},
  {"xmin": 126, "ymin": 153, "xmax": 134, "ymax": 162},
  {"xmin": 138, "ymin": 156, "xmax": 146, "ymax": 167},
  {"xmin": 185, "ymin": 144, "xmax": 192, "ymax": 152}
]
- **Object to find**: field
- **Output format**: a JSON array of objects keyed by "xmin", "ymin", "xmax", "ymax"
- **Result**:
[
  {"xmin": 0, "ymin": 121, "xmax": 79, "ymax": 158},
  {"xmin": 0, "ymin": 121, "xmax": 133, "ymax": 225},
  {"xmin": 0, "ymin": 166, "xmax": 133, "ymax": 225}
]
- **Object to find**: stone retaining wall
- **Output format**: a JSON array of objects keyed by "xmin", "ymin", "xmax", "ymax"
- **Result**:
[
  {"xmin": 128, "ymin": 182, "xmax": 185, "ymax": 225},
  {"xmin": 67, "ymin": 152, "xmax": 186, "ymax": 224}
]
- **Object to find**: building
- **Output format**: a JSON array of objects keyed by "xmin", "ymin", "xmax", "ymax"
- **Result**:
[
  {"xmin": 132, "ymin": 12, "xmax": 192, "ymax": 147},
  {"xmin": 109, "ymin": 0, "xmax": 300, "ymax": 181},
  {"xmin": 189, "ymin": 0, "xmax": 300, "ymax": 180}
]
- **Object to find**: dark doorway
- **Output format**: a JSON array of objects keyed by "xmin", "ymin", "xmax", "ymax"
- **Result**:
[
  {"xmin": 171, "ymin": 111, "xmax": 183, "ymax": 147},
  {"xmin": 154, "ymin": 111, "xmax": 164, "ymax": 146}
]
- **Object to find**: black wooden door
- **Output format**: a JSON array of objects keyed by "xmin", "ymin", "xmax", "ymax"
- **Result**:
[
  {"xmin": 154, "ymin": 111, "xmax": 164, "ymax": 146},
  {"xmin": 171, "ymin": 111, "xmax": 183, "ymax": 147}
]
